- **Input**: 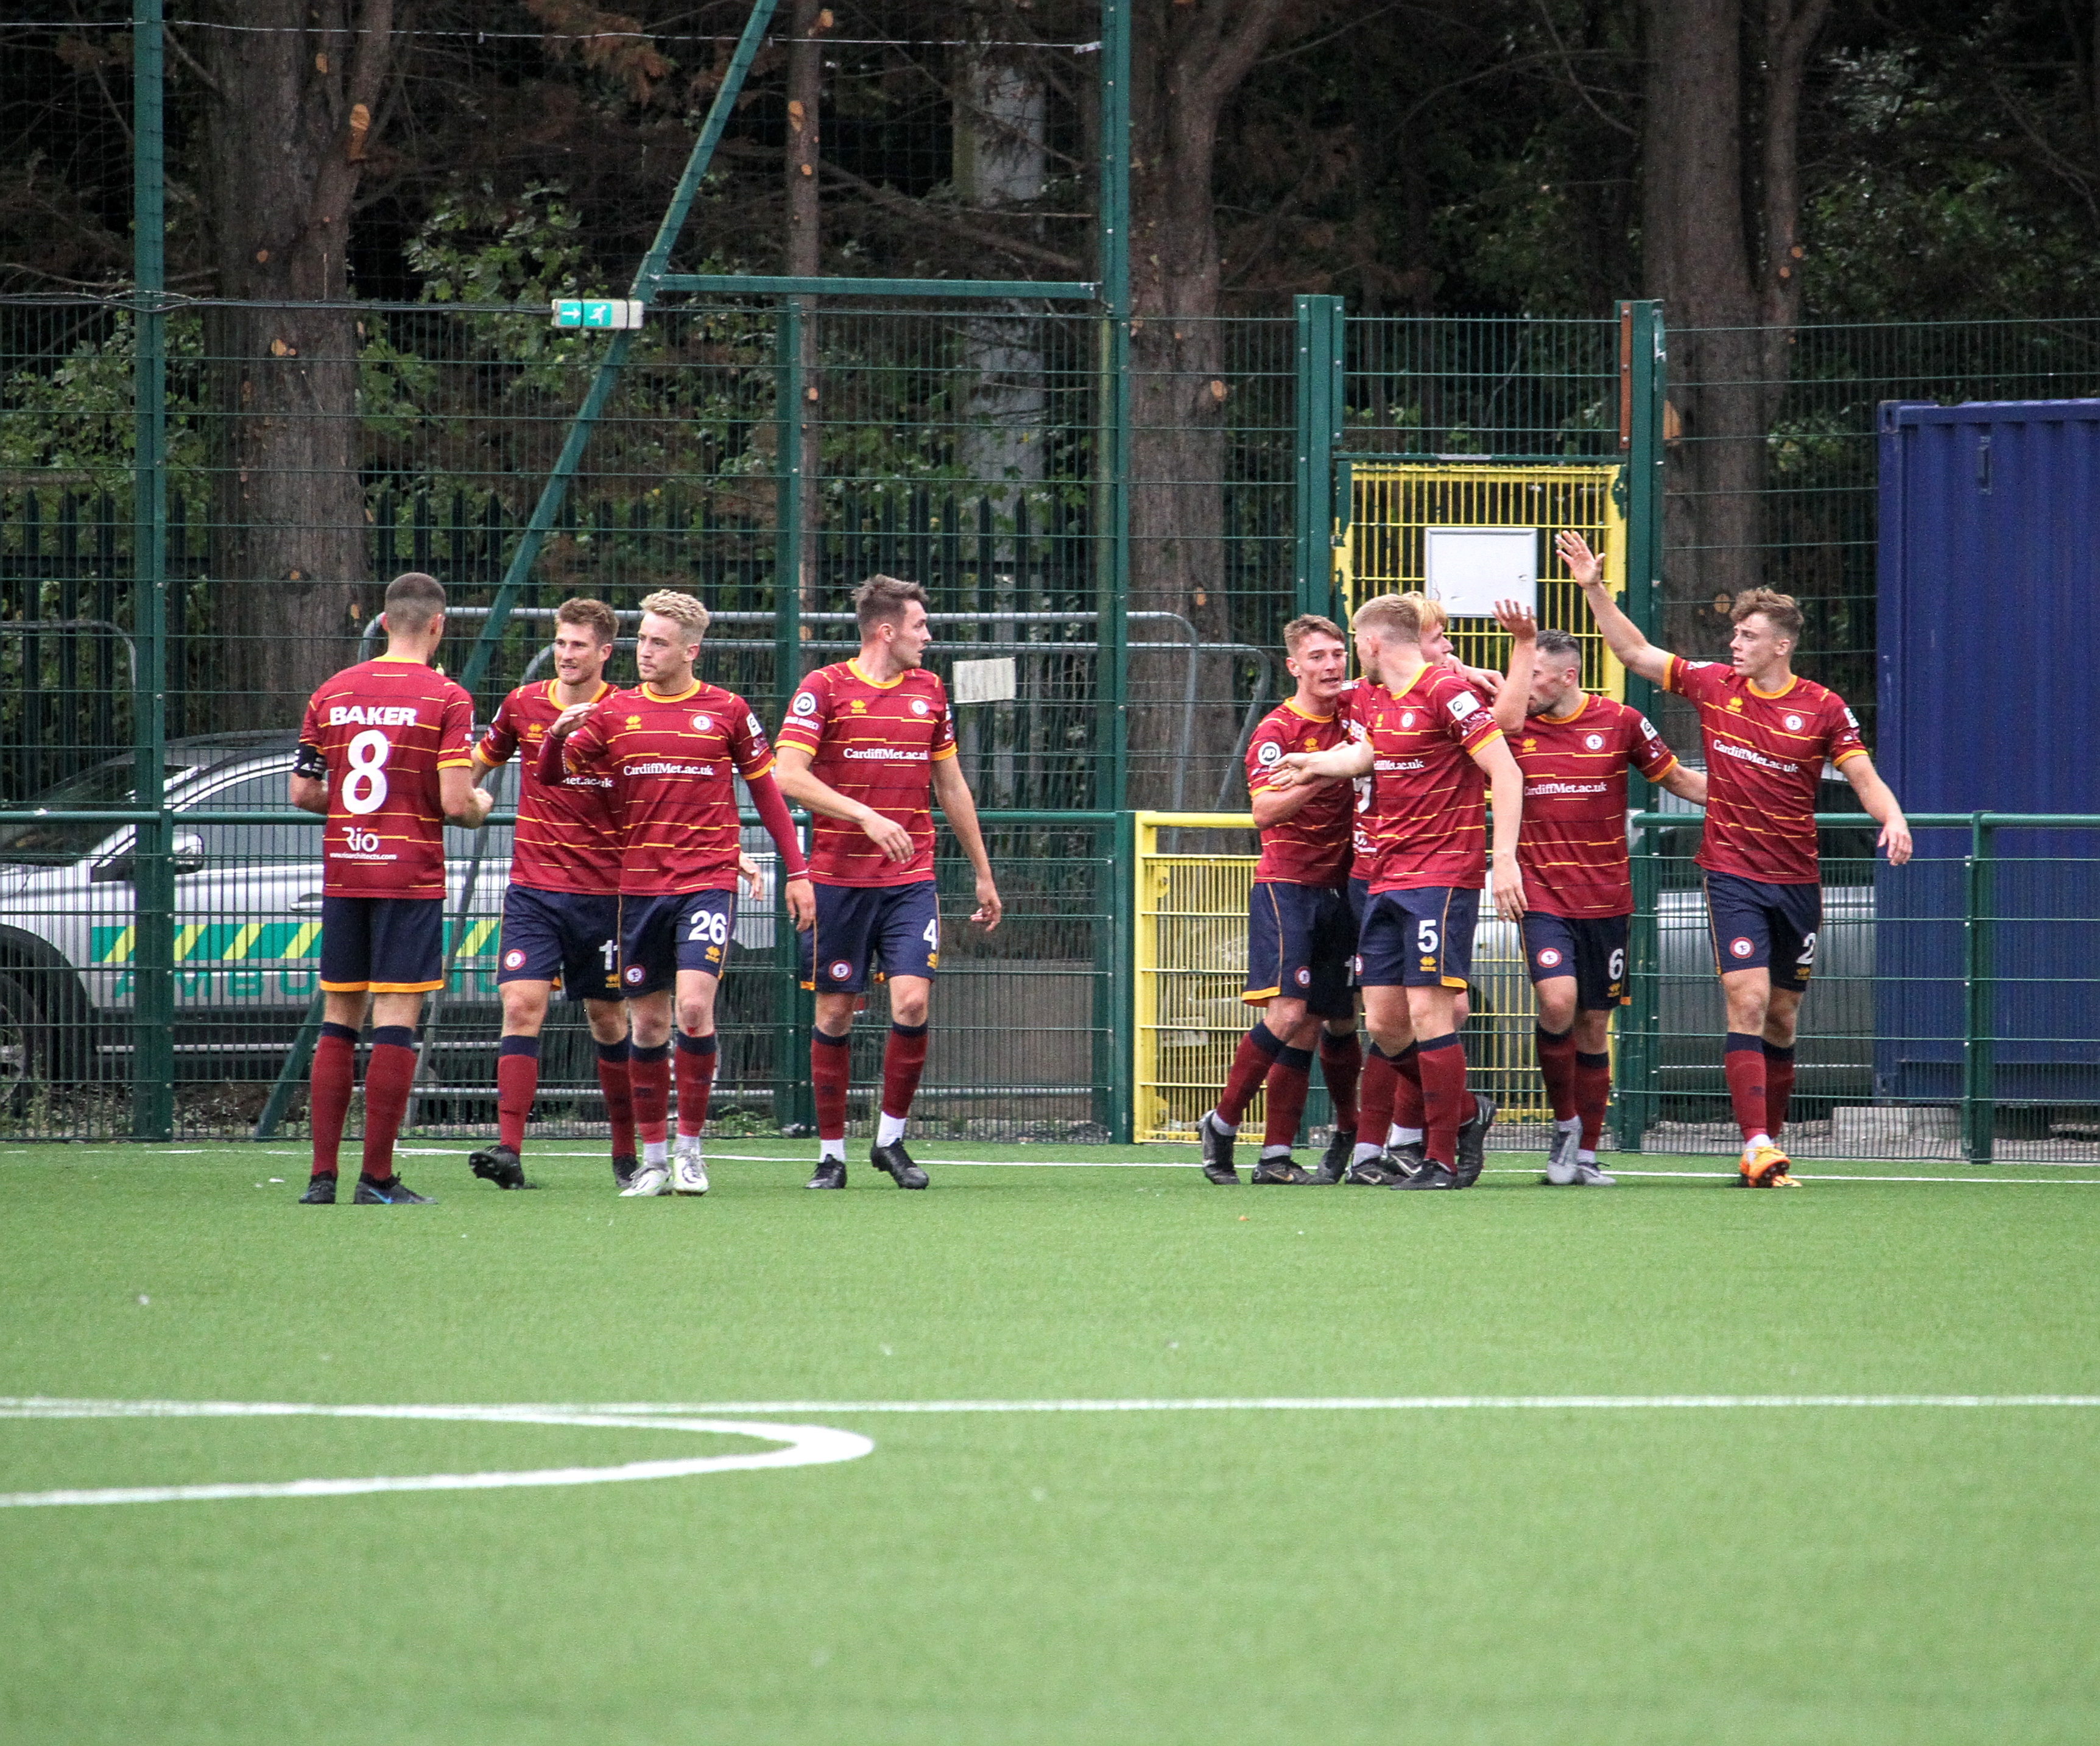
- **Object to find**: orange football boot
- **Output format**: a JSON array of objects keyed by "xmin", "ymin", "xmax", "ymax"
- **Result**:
[{"xmin": 1739, "ymin": 1139, "xmax": 1799, "ymax": 1187}]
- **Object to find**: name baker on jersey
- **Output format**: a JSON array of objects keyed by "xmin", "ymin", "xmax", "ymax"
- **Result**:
[{"xmin": 327, "ymin": 704, "xmax": 422, "ymax": 727}]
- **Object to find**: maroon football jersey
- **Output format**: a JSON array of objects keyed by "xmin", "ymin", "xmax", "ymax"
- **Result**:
[
  {"xmin": 1247, "ymin": 699, "xmax": 1351, "ymax": 887},
  {"xmin": 558, "ymin": 680, "xmax": 776, "ymax": 896},
  {"xmin": 476, "ymin": 679, "xmax": 621, "ymax": 896},
  {"xmin": 1510, "ymin": 693, "xmax": 1680, "ymax": 918},
  {"xmin": 1363, "ymin": 662, "xmax": 1506, "ymax": 893},
  {"xmin": 298, "ymin": 656, "xmax": 474, "ymax": 900},
  {"xmin": 1664, "ymin": 656, "xmax": 1866, "ymax": 884},
  {"xmin": 1336, "ymin": 679, "xmax": 1382, "ymax": 884},
  {"xmin": 774, "ymin": 659, "xmax": 956, "ymax": 886}
]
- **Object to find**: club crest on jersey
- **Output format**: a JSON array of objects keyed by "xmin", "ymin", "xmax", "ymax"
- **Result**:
[
  {"xmin": 1783, "ymin": 713, "xmax": 1804, "ymax": 731},
  {"xmin": 1537, "ymin": 947, "xmax": 1563, "ymax": 969},
  {"xmin": 692, "ymin": 713, "xmax": 713, "ymax": 731},
  {"xmin": 792, "ymin": 692, "xmax": 817, "ymax": 716},
  {"xmin": 1584, "ymin": 733, "xmax": 1604, "ymax": 750},
  {"xmin": 911, "ymin": 698, "xmax": 929, "ymax": 716},
  {"xmin": 1729, "ymin": 936, "xmax": 1755, "ymax": 959},
  {"xmin": 1257, "ymin": 741, "xmax": 1283, "ymax": 768},
  {"xmin": 1400, "ymin": 711, "xmax": 1417, "ymax": 728}
]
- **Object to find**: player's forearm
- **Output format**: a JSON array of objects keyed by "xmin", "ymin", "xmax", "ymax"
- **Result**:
[
  {"xmin": 746, "ymin": 769, "xmax": 809, "ymax": 879},
  {"xmin": 1294, "ymin": 744, "xmax": 1372, "ymax": 781},
  {"xmin": 1488, "ymin": 765, "xmax": 1524, "ymax": 864},
  {"xmin": 1659, "ymin": 764, "xmax": 1708, "ymax": 807},
  {"xmin": 1845, "ymin": 760, "xmax": 1904, "ymax": 828},
  {"xmin": 1495, "ymin": 645, "xmax": 1534, "ymax": 735},
  {"xmin": 932, "ymin": 762, "xmax": 994, "ymax": 877},
  {"xmin": 1250, "ymin": 782, "xmax": 1321, "ymax": 828},
  {"xmin": 775, "ymin": 761, "xmax": 881, "ymax": 829},
  {"xmin": 1579, "ymin": 583, "xmax": 1669, "ymax": 680},
  {"xmin": 534, "ymin": 732, "xmax": 570, "ymax": 789},
  {"xmin": 288, "ymin": 774, "xmax": 329, "ymax": 816}
]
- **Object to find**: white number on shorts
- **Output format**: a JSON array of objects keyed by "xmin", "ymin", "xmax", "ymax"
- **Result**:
[
  {"xmin": 1416, "ymin": 918, "xmax": 1439, "ymax": 956},
  {"xmin": 601, "ymin": 938, "xmax": 618, "ymax": 970},
  {"xmin": 923, "ymin": 918, "xmax": 940, "ymax": 947},
  {"xmin": 1608, "ymin": 947, "xmax": 1626, "ymax": 983},
  {"xmin": 686, "ymin": 907, "xmax": 729, "ymax": 946},
  {"xmin": 341, "ymin": 729, "xmax": 392, "ymax": 815},
  {"xmin": 1797, "ymin": 930, "xmax": 1817, "ymax": 966}
]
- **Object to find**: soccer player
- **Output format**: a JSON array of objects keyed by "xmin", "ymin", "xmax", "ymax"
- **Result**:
[
  {"xmin": 1560, "ymin": 529, "xmax": 1911, "ymax": 1187},
  {"xmin": 463, "ymin": 597, "xmax": 633, "ymax": 1193},
  {"xmin": 541, "ymin": 590, "xmax": 813, "ymax": 1196},
  {"xmin": 1490, "ymin": 609, "xmax": 1708, "ymax": 1185},
  {"xmin": 1272, "ymin": 593, "xmax": 1526, "ymax": 1189},
  {"xmin": 1197, "ymin": 615, "xmax": 1364, "ymax": 1186},
  {"xmin": 773, "ymin": 575, "xmax": 1002, "ymax": 1190},
  {"xmin": 288, "ymin": 571, "xmax": 493, "ymax": 1204}
]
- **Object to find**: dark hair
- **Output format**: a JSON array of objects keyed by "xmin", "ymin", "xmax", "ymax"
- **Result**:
[
  {"xmin": 1535, "ymin": 627, "xmax": 1583, "ymax": 668},
  {"xmin": 1283, "ymin": 613, "xmax": 1345, "ymax": 654},
  {"xmin": 854, "ymin": 574, "xmax": 928, "ymax": 635},
  {"xmin": 382, "ymin": 571, "xmax": 447, "ymax": 633},
  {"xmin": 554, "ymin": 596, "xmax": 618, "ymax": 643},
  {"xmin": 1731, "ymin": 587, "xmax": 1805, "ymax": 645}
]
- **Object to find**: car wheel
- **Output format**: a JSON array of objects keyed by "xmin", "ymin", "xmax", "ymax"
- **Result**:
[{"xmin": 0, "ymin": 972, "xmax": 52, "ymax": 1100}]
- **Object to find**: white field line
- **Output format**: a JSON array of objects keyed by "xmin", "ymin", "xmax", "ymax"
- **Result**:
[
  {"xmin": 0, "ymin": 1400, "xmax": 870, "ymax": 1508},
  {"xmin": 571, "ymin": 1394, "xmax": 2100, "ymax": 1414}
]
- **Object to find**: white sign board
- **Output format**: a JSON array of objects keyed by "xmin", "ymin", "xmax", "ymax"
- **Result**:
[
  {"xmin": 950, "ymin": 656, "xmax": 1017, "ymax": 705},
  {"xmin": 1424, "ymin": 526, "xmax": 1538, "ymax": 618}
]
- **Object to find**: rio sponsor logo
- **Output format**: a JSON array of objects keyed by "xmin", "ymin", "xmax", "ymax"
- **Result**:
[
  {"xmin": 339, "ymin": 827, "xmax": 384, "ymax": 856},
  {"xmin": 328, "ymin": 704, "xmax": 417, "ymax": 727}
]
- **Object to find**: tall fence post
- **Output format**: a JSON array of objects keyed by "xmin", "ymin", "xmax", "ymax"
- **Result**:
[
  {"xmin": 1110, "ymin": 808, "xmax": 1137, "ymax": 1143},
  {"xmin": 1962, "ymin": 812, "xmax": 1996, "ymax": 1164},
  {"xmin": 130, "ymin": 0, "xmax": 175, "ymax": 1142},
  {"xmin": 1619, "ymin": 812, "xmax": 1661, "ymax": 1151},
  {"xmin": 1293, "ymin": 294, "xmax": 1345, "ymax": 623},
  {"xmin": 1096, "ymin": 0, "xmax": 1131, "ymax": 815},
  {"xmin": 771, "ymin": 301, "xmax": 815, "ymax": 1134},
  {"xmin": 1621, "ymin": 301, "xmax": 1666, "ymax": 740}
]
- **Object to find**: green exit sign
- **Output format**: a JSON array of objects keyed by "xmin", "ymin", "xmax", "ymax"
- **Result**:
[{"xmin": 551, "ymin": 299, "xmax": 644, "ymax": 330}]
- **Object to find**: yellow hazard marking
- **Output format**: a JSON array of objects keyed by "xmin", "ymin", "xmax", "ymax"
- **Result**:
[
  {"xmin": 105, "ymin": 925, "xmax": 136, "ymax": 965},
  {"xmin": 172, "ymin": 924, "xmax": 204, "ymax": 958},
  {"xmin": 286, "ymin": 921, "xmax": 322, "ymax": 959},
  {"xmin": 228, "ymin": 922, "xmax": 262, "ymax": 960}
]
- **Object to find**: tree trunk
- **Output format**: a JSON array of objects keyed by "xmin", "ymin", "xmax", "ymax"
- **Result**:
[
  {"xmin": 199, "ymin": 0, "xmax": 392, "ymax": 732},
  {"xmin": 1126, "ymin": 0, "xmax": 1290, "ymax": 810},
  {"xmin": 786, "ymin": 1, "xmax": 826, "ymax": 624},
  {"xmin": 1641, "ymin": 0, "xmax": 1830, "ymax": 660}
]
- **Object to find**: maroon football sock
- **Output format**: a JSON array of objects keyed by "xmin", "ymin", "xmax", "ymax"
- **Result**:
[
  {"xmin": 1216, "ymin": 1022, "xmax": 1285, "ymax": 1128},
  {"xmin": 1723, "ymin": 1033, "xmax": 1769, "ymax": 1140},
  {"xmin": 1574, "ymin": 1050, "xmax": 1612, "ymax": 1151},
  {"xmin": 359, "ymin": 1027, "xmax": 417, "ymax": 1181},
  {"xmin": 1535, "ymin": 1024, "xmax": 1577, "ymax": 1122},
  {"xmin": 1763, "ymin": 1041, "xmax": 1797, "ymax": 1139},
  {"xmin": 1392, "ymin": 1041, "xmax": 1426, "ymax": 1133},
  {"xmin": 309, "ymin": 1022, "xmax": 357, "ymax": 1178},
  {"xmin": 595, "ymin": 1038, "xmax": 635, "ymax": 1161},
  {"xmin": 1417, "ymin": 1033, "xmax": 1469, "ymax": 1168},
  {"xmin": 496, "ymin": 1035, "xmax": 539, "ymax": 1153},
  {"xmin": 629, "ymin": 1042, "xmax": 671, "ymax": 1148},
  {"xmin": 1358, "ymin": 1044, "xmax": 1400, "ymax": 1148},
  {"xmin": 675, "ymin": 1030, "xmax": 716, "ymax": 1139},
  {"xmin": 880, "ymin": 1021, "xmax": 929, "ymax": 1120},
  {"xmin": 811, "ymin": 1028, "xmax": 851, "ymax": 1141},
  {"xmin": 1261, "ymin": 1045, "xmax": 1314, "ymax": 1151},
  {"xmin": 1318, "ymin": 1031, "xmax": 1362, "ymax": 1133}
]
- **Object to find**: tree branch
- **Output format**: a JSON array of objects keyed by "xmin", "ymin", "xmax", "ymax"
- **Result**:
[{"xmin": 1534, "ymin": 0, "xmax": 1637, "ymax": 139}]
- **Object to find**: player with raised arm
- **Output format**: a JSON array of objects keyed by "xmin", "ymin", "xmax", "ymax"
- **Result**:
[
  {"xmin": 1559, "ymin": 530, "xmax": 1911, "ymax": 1187},
  {"xmin": 288, "ymin": 571, "xmax": 493, "ymax": 1204},
  {"xmin": 1196, "ymin": 615, "xmax": 1364, "ymax": 1186},
  {"xmin": 1489, "ymin": 606, "xmax": 1708, "ymax": 1185},
  {"xmin": 773, "ymin": 575, "xmax": 1002, "ymax": 1191},
  {"xmin": 540, "ymin": 590, "xmax": 813, "ymax": 1197},
  {"xmin": 1272, "ymin": 593, "xmax": 1527, "ymax": 1190},
  {"xmin": 460, "ymin": 598, "xmax": 633, "ymax": 1193}
]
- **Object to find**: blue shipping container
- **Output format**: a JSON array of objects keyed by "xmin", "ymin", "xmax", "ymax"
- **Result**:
[{"xmin": 1874, "ymin": 400, "xmax": 2100, "ymax": 1103}]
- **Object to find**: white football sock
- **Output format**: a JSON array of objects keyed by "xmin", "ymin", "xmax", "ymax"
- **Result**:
[
  {"xmin": 1353, "ymin": 1140, "xmax": 1384, "ymax": 1164},
  {"xmin": 641, "ymin": 1139, "xmax": 669, "ymax": 1167},
  {"xmin": 1577, "ymin": 1150, "xmax": 1598, "ymax": 1164},
  {"xmin": 1391, "ymin": 1125, "xmax": 1423, "ymax": 1147},
  {"xmin": 1210, "ymin": 1111, "xmax": 1238, "ymax": 1136},
  {"xmin": 876, "ymin": 1111, "xmax": 908, "ymax": 1148},
  {"xmin": 820, "ymin": 1137, "xmax": 846, "ymax": 1164}
]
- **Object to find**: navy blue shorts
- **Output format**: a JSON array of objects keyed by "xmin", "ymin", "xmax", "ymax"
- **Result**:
[
  {"xmin": 800, "ymin": 880, "xmax": 939, "ymax": 994},
  {"xmin": 498, "ymin": 885, "xmax": 621, "ymax": 1003},
  {"xmin": 1358, "ymin": 886, "xmax": 1479, "ymax": 990},
  {"xmin": 1523, "ymin": 911, "xmax": 1630, "ymax": 1010},
  {"xmin": 1244, "ymin": 882, "xmax": 1353, "ymax": 1019},
  {"xmin": 618, "ymin": 890, "xmax": 737, "ymax": 997},
  {"xmin": 1346, "ymin": 878, "xmax": 1371, "ymax": 986},
  {"xmin": 319, "ymin": 894, "xmax": 443, "ymax": 994},
  {"xmin": 1705, "ymin": 872, "xmax": 1820, "ymax": 992}
]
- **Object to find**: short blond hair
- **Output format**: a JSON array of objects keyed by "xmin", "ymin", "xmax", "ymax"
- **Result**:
[
  {"xmin": 1351, "ymin": 592, "xmax": 1444, "ymax": 643},
  {"xmin": 1283, "ymin": 613, "xmax": 1345, "ymax": 655},
  {"xmin": 1731, "ymin": 587, "xmax": 1803, "ymax": 646},
  {"xmin": 636, "ymin": 588, "xmax": 710, "ymax": 643}
]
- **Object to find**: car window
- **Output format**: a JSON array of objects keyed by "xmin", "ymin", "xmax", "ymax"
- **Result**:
[
  {"xmin": 0, "ymin": 758, "xmax": 193, "ymax": 865},
  {"xmin": 182, "ymin": 768, "xmax": 316, "ymax": 868}
]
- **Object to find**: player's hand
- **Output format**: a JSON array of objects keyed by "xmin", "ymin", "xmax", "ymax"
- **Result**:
[
  {"xmin": 860, "ymin": 810, "xmax": 915, "ymax": 863},
  {"xmin": 738, "ymin": 851, "xmax": 762, "ymax": 898},
  {"xmin": 1493, "ymin": 599, "xmax": 1537, "ymax": 643},
  {"xmin": 1492, "ymin": 853, "xmax": 1527, "ymax": 922},
  {"xmin": 548, "ymin": 701, "xmax": 594, "ymax": 740},
  {"xmin": 1555, "ymin": 529, "xmax": 1602, "ymax": 590},
  {"xmin": 1880, "ymin": 815, "xmax": 1913, "ymax": 868},
  {"xmin": 1458, "ymin": 661, "xmax": 1503, "ymax": 698},
  {"xmin": 1269, "ymin": 753, "xmax": 1312, "ymax": 790},
  {"xmin": 784, "ymin": 874, "xmax": 816, "ymax": 930},
  {"xmin": 456, "ymin": 785, "xmax": 495, "ymax": 829},
  {"xmin": 970, "ymin": 872, "xmax": 1002, "ymax": 933}
]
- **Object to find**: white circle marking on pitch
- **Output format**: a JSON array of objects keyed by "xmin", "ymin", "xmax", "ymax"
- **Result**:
[{"xmin": 0, "ymin": 1399, "xmax": 872, "ymax": 1508}]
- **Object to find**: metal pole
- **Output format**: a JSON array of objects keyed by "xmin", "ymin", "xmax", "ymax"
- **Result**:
[
  {"xmin": 772, "ymin": 302, "xmax": 815, "ymax": 1133},
  {"xmin": 1096, "ymin": 0, "xmax": 1131, "ymax": 815},
  {"xmin": 1293, "ymin": 294, "xmax": 1345, "ymax": 621},
  {"xmin": 130, "ymin": 0, "xmax": 174, "ymax": 1142},
  {"xmin": 1619, "ymin": 811, "xmax": 1662, "ymax": 1151},
  {"xmin": 455, "ymin": 0, "xmax": 781, "ymax": 697},
  {"xmin": 1963, "ymin": 812, "xmax": 1996, "ymax": 1164},
  {"xmin": 1109, "ymin": 807, "xmax": 1137, "ymax": 1142},
  {"xmin": 1622, "ymin": 301, "xmax": 1666, "ymax": 742}
]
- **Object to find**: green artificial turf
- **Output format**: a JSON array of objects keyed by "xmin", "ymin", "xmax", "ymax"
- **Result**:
[{"xmin": 4, "ymin": 1140, "xmax": 2099, "ymax": 1744}]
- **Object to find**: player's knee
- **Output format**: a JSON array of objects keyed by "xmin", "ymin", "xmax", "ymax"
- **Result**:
[
  {"xmin": 889, "ymin": 989, "xmax": 929, "ymax": 1027},
  {"xmin": 499, "ymin": 985, "xmax": 547, "ymax": 1034},
  {"xmin": 1534, "ymin": 982, "xmax": 1577, "ymax": 1032},
  {"xmin": 584, "ymin": 1002, "xmax": 629, "ymax": 1045},
  {"xmin": 1263, "ymin": 997, "xmax": 1308, "ymax": 1037},
  {"xmin": 1573, "ymin": 1011, "xmax": 1612, "ymax": 1053}
]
